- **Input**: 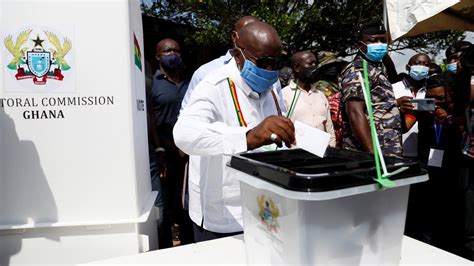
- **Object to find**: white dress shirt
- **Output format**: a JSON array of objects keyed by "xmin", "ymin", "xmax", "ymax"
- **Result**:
[
  {"xmin": 173, "ymin": 58, "xmax": 279, "ymax": 233},
  {"xmin": 181, "ymin": 50, "xmax": 234, "ymax": 110},
  {"xmin": 282, "ymin": 80, "xmax": 337, "ymax": 147},
  {"xmin": 392, "ymin": 79, "xmax": 426, "ymax": 157}
]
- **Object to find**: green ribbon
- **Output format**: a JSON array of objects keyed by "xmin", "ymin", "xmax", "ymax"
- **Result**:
[
  {"xmin": 286, "ymin": 79, "xmax": 301, "ymax": 119},
  {"xmin": 361, "ymin": 60, "xmax": 397, "ymax": 188}
]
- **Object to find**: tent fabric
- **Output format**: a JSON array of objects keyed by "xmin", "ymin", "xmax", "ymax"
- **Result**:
[{"xmin": 387, "ymin": 0, "xmax": 474, "ymax": 40}]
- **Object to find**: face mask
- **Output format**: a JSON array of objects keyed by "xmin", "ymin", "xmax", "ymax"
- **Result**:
[
  {"xmin": 160, "ymin": 54, "xmax": 183, "ymax": 70},
  {"xmin": 240, "ymin": 59, "xmax": 279, "ymax": 93},
  {"xmin": 319, "ymin": 64, "xmax": 340, "ymax": 82},
  {"xmin": 361, "ymin": 42, "xmax": 388, "ymax": 62},
  {"xmin": 298, "ymin": 65, "xmax": 319, "ymax": 84},
  {"xmin": 408, "ymin": 65, "xmax": 429, "ymax": 81},
  {"xmin": 446, "ymin": 62, "xmax": 457, "ymax": 73}
]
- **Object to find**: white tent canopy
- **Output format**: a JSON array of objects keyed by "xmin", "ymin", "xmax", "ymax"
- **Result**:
[{"xmin": 387, "ymin": 0, "xmax": 474, "ymax": 40}]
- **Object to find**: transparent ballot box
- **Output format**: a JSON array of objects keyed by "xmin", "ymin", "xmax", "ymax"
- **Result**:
[{"xmin": 228, "ymin": 148, "xmax": 428, "ymax": 265}]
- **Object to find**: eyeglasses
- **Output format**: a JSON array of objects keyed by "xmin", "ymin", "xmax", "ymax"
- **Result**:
[{"xmin": 235, "ymin": 45, "xmax": 284, "ymax": 70}]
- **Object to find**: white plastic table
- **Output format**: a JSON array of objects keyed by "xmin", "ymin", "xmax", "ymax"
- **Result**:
[{"xmin": 84, "ymin": 234, "xmax": 473, "ymax": 265}]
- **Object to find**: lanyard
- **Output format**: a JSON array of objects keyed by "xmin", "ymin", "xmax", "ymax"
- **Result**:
[
  {"xmin": 227, "ymin": 78, "xmax": 281, "ymax": 127},
  {"xmin": 286, "ymin": 80, "xmax": 301, "ymax": 119},
  {"xmin": 270, "ymin": 90, "xmax": 282, "ymax": 116},
  {"xmin": 227, "ymin": 78, "xmax": 247, "ymax": 127},
  {"xmin": 434, "ymin": 121, "xmax": 443, "ymax": 146}
]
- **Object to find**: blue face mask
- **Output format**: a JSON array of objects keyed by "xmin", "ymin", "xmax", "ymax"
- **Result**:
[
  {"xmin": 362, "ymin": 42, "xmax": 388, "ymax": 62},
  {"xmin": 240, "ymin": 59, "xmax": 279, "ymax": 94},
  {"xmin": 446, "ymin": 62, "xmax": 457, "ymax": 73},
  {"xmin": 160, "ymin": 53, "xmax": 183, "ymax": 70},
  {"xmin": 409, "ymin": 65, "xmax": 429, "ymax": 81}
]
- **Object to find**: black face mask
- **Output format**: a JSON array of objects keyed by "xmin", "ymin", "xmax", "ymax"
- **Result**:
[
  {"xmin": 298, "ymin": 65, "xmax": 319, "ymax": 84},
  {"xmin": 319, "ymin": 64, "xmax": 339, "ymax": 81}
]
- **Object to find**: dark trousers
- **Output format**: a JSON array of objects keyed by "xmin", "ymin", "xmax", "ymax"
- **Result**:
[
  {"xmin": 161, "ymin": 151, "xmax": 195, "ymax": 246},
  {"xmin": 193, "ymin": 222, "xmax": 242, "ymax": 243}
]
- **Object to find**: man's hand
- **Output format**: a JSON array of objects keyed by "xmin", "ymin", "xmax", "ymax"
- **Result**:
[
  {"xmin": 434, "ymin": 107, "xmax": 448, "ymax": 124},
  {"xmin": 178, "ymin": 149, "xmax": 187, "ymax": 158},
  {"xmin": 246, "ymin": 116, "xmax": 295, "ymax": 150},
  {"xmin": 396, "ymin": 96, "xmax": 414, "ymax": 113},
  {"xmin": 346, "ymin": 99, "xmax": 373, "ymax": 153},
  {"xmin": 157, "ymin": 152, "xmax": 168, "ymax": 179}
]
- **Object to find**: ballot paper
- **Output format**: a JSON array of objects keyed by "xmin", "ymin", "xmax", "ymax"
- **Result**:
[
  {"xmin": 392, "ymin": 81, "xmax": 412, "ymax": 99},
  {"xmin": 295, "ymin": 120, "xmax": 330, "ymax": 157},
  {"xmin": 428, "ymin": 148, "xmax": 444, "ymax": 167}
]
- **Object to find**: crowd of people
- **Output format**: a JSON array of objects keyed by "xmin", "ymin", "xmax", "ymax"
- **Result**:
[{"xmin": 146, "ymin": 16, "xmax": 474, "ymax": 260}]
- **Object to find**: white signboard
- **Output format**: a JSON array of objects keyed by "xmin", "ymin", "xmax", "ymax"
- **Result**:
[{"xmin": 386, "ymin": 0, "xmax": 459, "ymax": 40}]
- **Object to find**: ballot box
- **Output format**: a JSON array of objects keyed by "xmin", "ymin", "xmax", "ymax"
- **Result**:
[
  {"xmin": 0, "ymin": 0, "xmax": 157, "ymax": 265},
  {"xmin": 228, "ymin": 148, "xmax": 428, "ymax": 265}
]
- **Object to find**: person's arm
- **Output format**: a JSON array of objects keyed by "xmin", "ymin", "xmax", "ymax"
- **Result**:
[
  {"xmin": 470, "ymin": 72, "xmax": 474, "ymax": 104},
  {"xmin": 174, "ymin": 80, "xmax": 250, "ymax": 156},
  {"xmin": 174, "ymin": 81, "xmax": 295, "ymax": 155},
  {"xmin": 340, "ymin": 64, "xmax": 373, "ymax": 152},
  {"xmin": 146, "ymin": 88, "xmax": 167, "ymax": 178},
  {"xmin": 246, "ymin": 116, "xmax": 295, "ymax": 150},
  {"xmin": 180, "ymin": 70, "xmax": 201, "ymax": 112},
  {"xmin": 346, "ymin": 99, "xmax": 373, "ymax": 153},
  {"xmin": 323, "ymin": 97, "xmax": 337, "ymax": 147},
  {"xmin": 396, "ymin": 96, "xmax": 414, "ymax": 114},
  {"xmin": 383, "ymin": 53, "xmax": 398, "ymax": 83},
  {"xmin": 404, "ymin": 114, "xmax": 417, "ymax": 132}
]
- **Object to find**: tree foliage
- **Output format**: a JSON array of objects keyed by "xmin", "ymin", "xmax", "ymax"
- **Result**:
[{"xmin": 142, "ymin": 0, "xmax": 464, "ymax": 56}]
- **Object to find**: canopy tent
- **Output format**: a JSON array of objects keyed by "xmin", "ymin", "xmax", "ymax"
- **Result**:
[{"xmin": 386, "ymin": 0, "xmax": 474, "ymax": 41}]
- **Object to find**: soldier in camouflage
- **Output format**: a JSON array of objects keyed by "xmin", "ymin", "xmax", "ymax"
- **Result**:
[{"xmin": 339, "ymin": 19, "xmax": 402, "ymax": 157}]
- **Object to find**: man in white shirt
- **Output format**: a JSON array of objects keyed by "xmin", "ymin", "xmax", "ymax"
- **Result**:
[
  {"xmin": 282, "ymin": 51, "xmax": 337, "ymax": 147},
  {"xmin": 173, "ymin": 21, "xmax": 295, "ymax": 242},
  {"xmin": 179, "ymin": 16, "xmax": 258, "ymax": 232}
]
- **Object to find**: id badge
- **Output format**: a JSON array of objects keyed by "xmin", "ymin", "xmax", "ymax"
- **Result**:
[{"xmin": 428, "ymin": 149, "xmax": 444, "ymax": 167}]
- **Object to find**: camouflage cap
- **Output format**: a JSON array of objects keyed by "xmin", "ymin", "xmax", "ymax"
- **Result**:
[{"xmin": 317, "ymin": 51, "xmax": 345, "ymax": 69}]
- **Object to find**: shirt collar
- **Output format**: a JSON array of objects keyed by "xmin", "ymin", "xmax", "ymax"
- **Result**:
[
  {"xmin": 153, "ymin": 69, "xmax": 184, "ymax": 87},
  {"xmin": 288, "ymin": 79, "xmax": 318, "ymax": 93},
  {"xmin": 223, "ymin": 49, "xmax": 233, "ymax": 64},
  {"xmin": 402, "ymin": 77, "xmax": 426, "ymax": 92},
  {"xmin": 153, "ymin": 69, "xmax": 165, "ymax": 79}
]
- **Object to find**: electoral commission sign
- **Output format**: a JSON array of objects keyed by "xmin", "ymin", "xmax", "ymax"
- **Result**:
[{"xmin": 1, "ymin": 27, "xmax": 117, "ymax": 120}]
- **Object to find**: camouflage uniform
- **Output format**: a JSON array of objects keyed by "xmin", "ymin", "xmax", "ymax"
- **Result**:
[{"xmin": 339, "ymin": 55, "xmax": 402, "ymax": 157}]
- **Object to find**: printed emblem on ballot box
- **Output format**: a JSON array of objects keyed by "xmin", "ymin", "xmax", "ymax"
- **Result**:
[
  {"xmin": 4, "ymin": 29, "xmax": 72, "ymax": 86},
  {"xmin": 257, "ymin": 195, "xmax": 280, "ymax": 233}
]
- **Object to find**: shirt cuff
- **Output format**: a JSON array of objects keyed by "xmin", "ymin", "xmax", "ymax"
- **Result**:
[
  {"xmin": 404, "ymin": 114, "xmax": 416, "ymax": 121},
  {"xmin": 222, "ymin": 127, "xmax": 249, "ymax": 155}
]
